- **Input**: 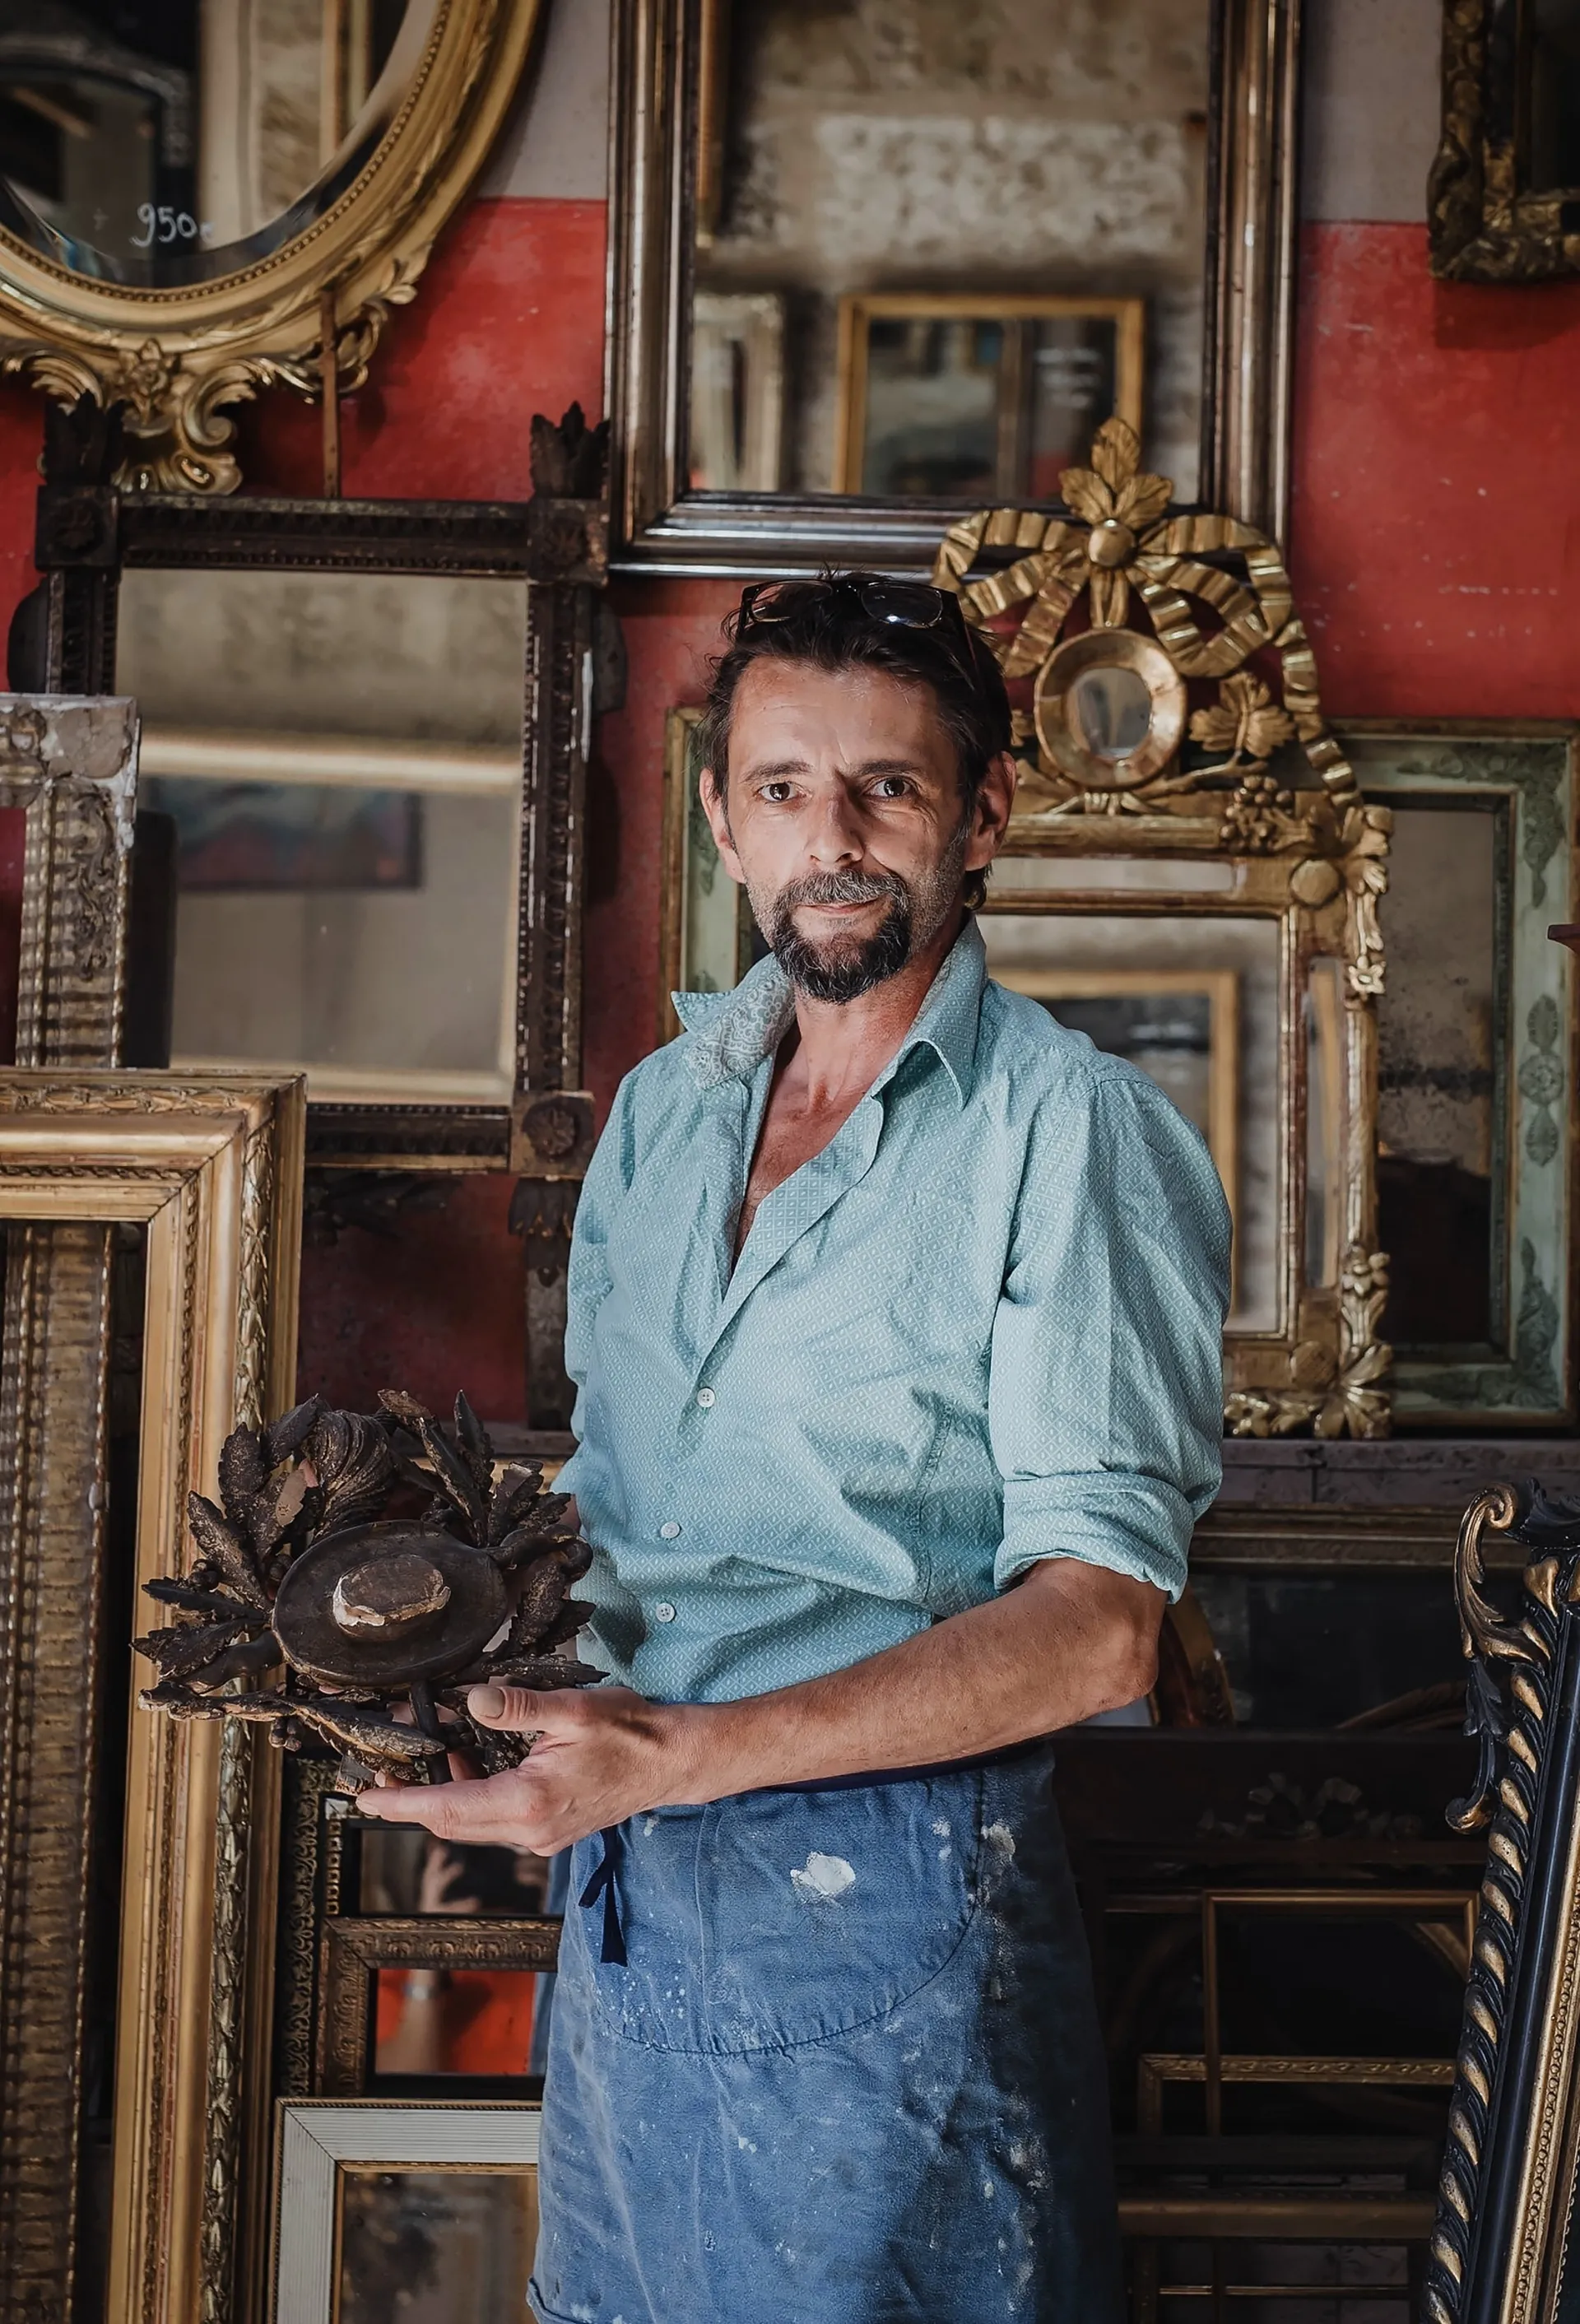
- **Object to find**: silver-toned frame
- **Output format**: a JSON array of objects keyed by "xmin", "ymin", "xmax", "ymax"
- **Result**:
[
  {"xmin": 272, "ymin": 2102, "xmax": 541, "ymax": 2324},
  {"xmin": 606, "ymin": 0, "xmax": 1302, "ymax": 574}
]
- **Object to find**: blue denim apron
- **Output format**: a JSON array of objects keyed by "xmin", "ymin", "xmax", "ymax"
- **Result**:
[{"xmin": 528, "ymin": 1745, "xmax": 1122, "ymax": 2323}]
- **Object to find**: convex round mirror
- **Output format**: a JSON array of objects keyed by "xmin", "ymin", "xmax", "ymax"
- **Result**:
[{"xmin": 1034, "ymin": 629, "xmax": 1187, "ymax": 791}]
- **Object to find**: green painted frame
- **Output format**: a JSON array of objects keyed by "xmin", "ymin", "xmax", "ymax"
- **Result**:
[{"xmin": 1345, "ymin": 721, "xmax": 1577, "ymax": 1426}]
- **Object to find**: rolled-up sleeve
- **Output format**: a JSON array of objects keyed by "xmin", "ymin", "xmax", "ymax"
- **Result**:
[{"xmin": 988, "ymin": 1068, "xmax": 1230, "ymax": 1601}]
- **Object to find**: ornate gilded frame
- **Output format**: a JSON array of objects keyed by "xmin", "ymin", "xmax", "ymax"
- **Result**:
[
  {"xmin": 607, "ymin": 0, "xmax": 1302, "ymax": 570},
  {"xmin": 1430, "ymin": 0, "xmax": 1580, "ymax": 281},
  {"xmin": 932, "ymin": 421, "xmax": 1391, "ymax": 1438},
  {"xmin": 1424, "ymin": 1484, "xmax": 1580, "ymax": 2323},
  {"xmin": 0, "ymin": 1074, "xmax": 304, "ymax": 2324},
  {"xmin": 0, "ymin": 0, "xmax": 545, "ymax": 490}
]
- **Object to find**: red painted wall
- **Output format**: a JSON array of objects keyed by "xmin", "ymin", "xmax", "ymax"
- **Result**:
[
  {"xmin": 7, "ymin": 192, "xmax": 1580, "ymax": 1416},
  {"xmin": 1290, "ymin": 221, "xmax": 1580, "ymax": 719}
]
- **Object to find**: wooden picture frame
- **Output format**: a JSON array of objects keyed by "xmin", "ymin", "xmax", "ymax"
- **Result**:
[
  {"xmin": 1424, "ymin": 1484, "xmax": 1580, "ymax": 2322},
  {"xmin": 0, "ymin": 1072, "xmax": 304, "ymax": 2324},
  {"xmin": 21, "ymin": 409, "xmax": 610, "ymax": 1174},
  {"xmin": 832, "ymin": 294, "xmax": 1146, "ymax": 501},
  {"xmin": 1429, "ymin": 0, "xmax": 1580, "ymax": 282},
  {"xmin": 608, "ymin": 0, "xmax": 1301, "ymax": 570},
  {"xmin": 317, "ymin": 1917, "xmax": 562, "ymax": 2096},
  {"xmin": 272, "ymin": 2103, "xmax": 541, "ymax": 2324}
]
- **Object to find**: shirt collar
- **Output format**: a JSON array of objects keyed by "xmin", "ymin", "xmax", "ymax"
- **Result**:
[{"xmin": 673, "ymin": 918, "xmax": 986, "ymax": 1108}]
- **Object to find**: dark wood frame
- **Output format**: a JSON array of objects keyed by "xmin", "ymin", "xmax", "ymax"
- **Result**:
[
  {"xmin": 316, "ymin": 1917, "xmax": 562, "ymax": 2096},
  {"xmin": 15, "ymin": 401, "xmax": 609, "ymax": 1175},
  {"xmin": 606, "ymin": 0, "xmax": 1304, "ymax": 572},
  {"xmin": 1424, "ymin": 1483, "xmax": 1580, "ymax": 2322},
  {"xmin": 1430, "ymin": 0, "xmax": 1580, "ymax": 281}
]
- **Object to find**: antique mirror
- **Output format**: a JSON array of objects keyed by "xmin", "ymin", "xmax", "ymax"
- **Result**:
[
  {"xmin": 107, "ymin": 539, "xmax": 597, "ymax": 1171},
  {"xmin": 1431, "ymin": 0, "xmax": 1580, "ymax": 280},
  {"xmin": 0, "ymin": 0, "xmax": 543, "ymax": 486},
  {"xmin": 610, "ymin": 0, "xmax": 1300, "ymax": 572},
  {"xmin": 1341, "ymin": 721, "xmax": 1575, "ymax": 1427}
]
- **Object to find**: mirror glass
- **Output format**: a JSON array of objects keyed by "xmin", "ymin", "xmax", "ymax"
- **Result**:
[
  {"xmin": 340, "ymin": 2168, "xmax": 540, "ymax": 2324},
  {"xmin": 1527, "ymin": 0, "xmax": 1580, "ymax": 192},
  {"xmin": 689, "ymin": 0, "xmax": 1211, "ymax": 503},
  {"xmin": 1374, "ymin": 800, "xmax": 1499, "ymax": 1349},
  {"xmin": 1068, "ymin": 663, "xmax": 1153, "ymax": 760},
  {"xmin": 356, "ymin": 1829, "xmax": 555, "ymax": 1917},
  {"xmin": 117, "ymin": 569, "xmax": 526, "ymax": 1104},
  {"xmin": 0, "ymin": 0, "xmax": 431, "ymax": 286},
  {"xmin": 980, "ymin": 894, "xmax": 1280, "ymax": 1332}
]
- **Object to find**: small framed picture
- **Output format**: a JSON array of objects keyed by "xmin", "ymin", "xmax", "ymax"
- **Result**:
[
  {"xmin": 272, "ymin": 2102, "xmax": 541, "ymax": 2324},
  {"xmin": 834, "ymin": 294, "xmax": 1146, "ymax": 501},
  {"xmin": 317, "ymin": 1917, "xmax": 561, "ymax": 2097}
]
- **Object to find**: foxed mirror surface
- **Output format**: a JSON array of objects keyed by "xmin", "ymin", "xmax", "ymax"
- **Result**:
[
  {"xmin": 1347, "ymin": 725, "xmax": 1574, "ymax": 1423},
  {"xmin": 117, "ymin": 569, "xmax": 527, "ymax": 1104},
  {"xmin": 339, "ymin": 2168, "xmax": 541, "ymax": 2324},
  {"xmin": 0, "ymin": 0, "xmax": 433, "ymax": 285},
  {"xmin": 688, "ymin": 0, "xmax": 1210, "ymax": 504}
]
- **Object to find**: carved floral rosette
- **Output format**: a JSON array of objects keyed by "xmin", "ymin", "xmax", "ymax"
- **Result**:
[{"xmin": 932, "ymin": 421, "xmax": 1392, "ymax": 1439}]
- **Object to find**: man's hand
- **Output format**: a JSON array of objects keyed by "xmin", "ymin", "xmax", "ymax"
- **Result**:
[
  {"xmin": 356, "ymin": 1558, "xmax": 1164, "ymax": 1854},
  {"xmin": 357, "ymin": 1684, "xmax": 695, "ymax": 1852}
]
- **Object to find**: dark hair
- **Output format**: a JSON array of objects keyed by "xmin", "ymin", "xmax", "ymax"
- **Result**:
[{"xmin": 696, "ymin": 572, "xmax": 1011, "ymax": 910}]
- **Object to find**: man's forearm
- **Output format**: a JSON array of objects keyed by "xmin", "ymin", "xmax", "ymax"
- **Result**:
[{"xmin": 651, "ymin": 1556, "xmax": 1164, "ymax": 1808}]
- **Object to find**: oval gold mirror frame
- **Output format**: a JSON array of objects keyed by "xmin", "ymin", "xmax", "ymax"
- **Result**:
[
  {"xmin": 1033, "ymin": 628, "xmax": 1189, "ymax": 792},
  {"xmin": 0, "ymin": 0, "xmax": 543, "ymax": 493}
]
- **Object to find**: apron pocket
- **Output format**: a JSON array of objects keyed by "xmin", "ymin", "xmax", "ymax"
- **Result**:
[{"xmin": 589, "ymin": 1769, "xmax": 985, "ymax": 2057}]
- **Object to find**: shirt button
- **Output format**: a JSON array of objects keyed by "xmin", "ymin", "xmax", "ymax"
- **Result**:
[
  {"xmin": 658, "ymin": 1521, "xmax": 681, "ymax": 1540},
  {"xmin": 695, "ymin": 1387, "xmax": 716, "ymax": 1408},
  {"xmin": 653, "ymin": 1602, "xmax": 677, "ymax": 1623}
]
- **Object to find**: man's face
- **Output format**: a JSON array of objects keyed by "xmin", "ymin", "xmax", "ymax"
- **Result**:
[{"xmin": 700, "ymin": 659, "xmax": 1014, "ymax": 1003}]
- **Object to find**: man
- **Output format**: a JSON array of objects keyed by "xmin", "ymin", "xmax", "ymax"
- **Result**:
[{"xmin": 361, "ymin": 573, "xmax": 1230, "ymax": 2322}]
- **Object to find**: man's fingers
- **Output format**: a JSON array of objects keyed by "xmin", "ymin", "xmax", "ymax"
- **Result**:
[
  {"xmin": 467, "ymin": 1683, "xmax": 550, "ymax": 1730},
  {"xmin": 357, "ymin": 1767, "xmax": 532, "ymax": 1847}
]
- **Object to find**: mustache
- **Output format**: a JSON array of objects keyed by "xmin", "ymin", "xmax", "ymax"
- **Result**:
[{"xmin": 773, "ymin": 868, "xmax": 908, "ymax": 914}]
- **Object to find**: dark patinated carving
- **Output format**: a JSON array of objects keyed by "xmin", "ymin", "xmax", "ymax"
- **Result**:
[{"xmin": 133, "ymin": 1389, "xmax": 601, "ymax": 1791}]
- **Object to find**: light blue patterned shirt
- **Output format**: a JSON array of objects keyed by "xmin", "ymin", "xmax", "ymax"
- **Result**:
[{"xmin": 557, "ymin": 919, "xmax": 1229, "ymax": 1704}]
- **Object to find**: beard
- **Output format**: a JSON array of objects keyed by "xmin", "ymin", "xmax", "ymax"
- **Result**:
[{"xmin": 752, "ymin": 824, "xmax": 969, "ymax": 1005}]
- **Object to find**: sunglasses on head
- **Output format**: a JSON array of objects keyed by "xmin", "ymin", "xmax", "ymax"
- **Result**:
[{"xmin": 735, "ymin": 575, "xmax": 986, "ymax": 695}]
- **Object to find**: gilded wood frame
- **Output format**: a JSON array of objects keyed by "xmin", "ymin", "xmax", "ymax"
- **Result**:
[
  {"xmin": 0, "ymin": 1074, "xmax": 304, "ymax": 2324},
  {"xmin": 606, "ymin": 0, "xmax": 1302, "ymax": 571},
  {"xmin": 316, "ymin": 1916, "xmax": 561, "ymax": 2094},
  {"xmin": 1424, "ymin": 1485, "xmax": 1580, "ymax": 2323},
  {"xmin": 830, "ymin": 293, "xmax": 1147, "ymax": 500},
  {"xmin": 1430, "ymin": 0, "xmax": 1580, "ymax": 281},
  {"xmin": 0, "ymin": 0, "xmax": 546, "ymax": 491}
]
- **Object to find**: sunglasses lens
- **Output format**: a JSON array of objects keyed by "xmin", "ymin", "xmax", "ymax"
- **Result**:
[{"xmin": 857, "ymin": 579, "xmax": 945, "ymax": 626}]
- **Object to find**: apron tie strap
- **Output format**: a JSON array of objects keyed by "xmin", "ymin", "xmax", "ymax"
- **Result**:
[{"xmin": 578, "ymin": 1826, "xmax": 628, "ymax": 1966}]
